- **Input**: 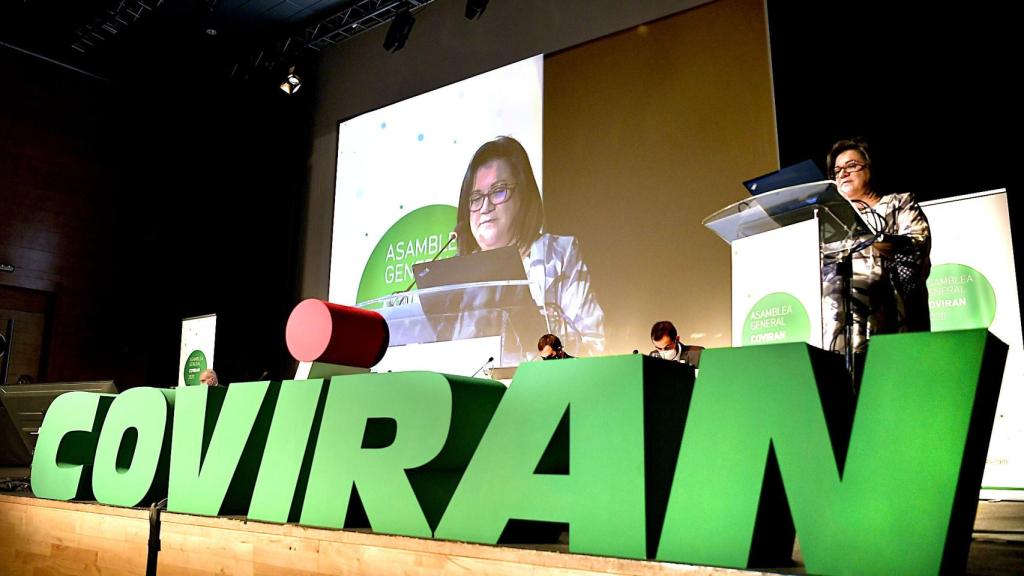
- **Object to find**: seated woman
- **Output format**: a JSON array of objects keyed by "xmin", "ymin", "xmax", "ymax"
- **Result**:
[
  {"xmin": 822, "ymin": 137, "xmax": 931, "ymax": 355},
  {"xmin": 454, "ymin": 136, "xmax": 605, "ymax": 356}
]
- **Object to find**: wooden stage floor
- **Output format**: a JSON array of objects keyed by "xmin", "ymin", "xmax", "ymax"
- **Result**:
[{"xmin": 0, "ymin": 492, "xmax": 1021, "ymax": 575}]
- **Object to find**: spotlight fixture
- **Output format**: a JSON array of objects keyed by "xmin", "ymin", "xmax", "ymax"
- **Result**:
[
  {"xmin": 464, "ymin": 0, "xmax": 489, "ymax": 20},
  {"xmin": 280, "ymin": 66, "xmax": 302, "ymax": 94},
  {"xmin": 383, "ymin": 8, "xmax": 415, "ymax": 52}
]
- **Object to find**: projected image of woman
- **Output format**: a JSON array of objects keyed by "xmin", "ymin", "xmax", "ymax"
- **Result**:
[{"xmin": 455, "ymin": 136, "xmax": 606, "ymax": 356}]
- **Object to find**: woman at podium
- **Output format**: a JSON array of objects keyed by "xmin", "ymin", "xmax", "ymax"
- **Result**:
[
  {"xmin": 822, "ymin": 138, "xmax": 931, "ymax": 354},
  {"xmin": 454, "ymin": 136, "xmax": 606, "ymax": 356}
]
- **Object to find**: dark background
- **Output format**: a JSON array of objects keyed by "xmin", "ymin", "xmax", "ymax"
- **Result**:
[
  {"xmin": 768, "ymin": 3, "xmax": 1013, "ymax": 199},
  {"xmin": 1, "ymin": 48, "xmax": 311, "ymax": 388}
]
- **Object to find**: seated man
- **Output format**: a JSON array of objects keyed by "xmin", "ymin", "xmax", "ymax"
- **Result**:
[
  {"xmin": 538, "ymin": 334, "xmax": 573, "ymax": 360},
  {"xmin": 199, "ymin": 368, "xmax": 220, "ymax": 386},
  {"xmin": 649, "ymin": 320, "xmax": 704, "ymax": 368}
]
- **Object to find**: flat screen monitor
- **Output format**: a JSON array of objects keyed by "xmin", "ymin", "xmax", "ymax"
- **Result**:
[{"xmin": 0, "ymin": 380, "xmax": 117, "ymax": 466}]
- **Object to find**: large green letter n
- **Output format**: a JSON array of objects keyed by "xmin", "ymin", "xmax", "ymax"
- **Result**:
[{"xmin": 657, "ymin": 329, "xmax": 1005, "ymax": 575}]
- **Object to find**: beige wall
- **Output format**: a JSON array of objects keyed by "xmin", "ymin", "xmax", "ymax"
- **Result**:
[{"xmin": 543, "ymin": 0, "xmax": 777, "ymax": 351}]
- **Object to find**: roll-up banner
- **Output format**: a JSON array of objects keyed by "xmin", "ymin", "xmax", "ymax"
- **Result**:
[{"xmin": 177, "ymin": 313, "xmax": 217, "ymax": 387}]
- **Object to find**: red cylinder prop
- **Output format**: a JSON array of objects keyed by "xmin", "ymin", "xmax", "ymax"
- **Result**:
[{"xmin": 285, "ymin": 299, "xmax": 389, "ymax": 368}]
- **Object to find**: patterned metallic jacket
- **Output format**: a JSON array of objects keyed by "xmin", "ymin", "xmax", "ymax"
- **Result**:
[
  {"xmin": 525, "ymin": 234, "xmax": 606, "ymax": 356},
  {"xmin": 822, "ymin": 192, "xmax": 931, "ymax": 353}
]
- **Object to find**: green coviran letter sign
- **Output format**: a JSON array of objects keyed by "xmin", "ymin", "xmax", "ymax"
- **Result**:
[{"xmin": 30, "ymin": 330, "xmax": 1006, "ymax": 576}]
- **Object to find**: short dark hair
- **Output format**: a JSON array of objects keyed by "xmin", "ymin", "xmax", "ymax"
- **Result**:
[
  {"xmin": 827, "ymin": 137, "xmax": 873, "ymax": 188},
  {"xmin": 538, "ymin": 333, "xmax": 563, "ymax": 352},
  {"xmin": 650, "ymin": 321, "xmax": 678, "ymax": 342},
  {"xmin": 455, "ymin": 136, "xmax": 544, "ymax": 256}
]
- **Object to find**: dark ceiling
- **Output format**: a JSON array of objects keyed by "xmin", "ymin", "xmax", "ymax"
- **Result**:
[
  {"xmin": 0, "ymin": 0, "xmax": 429, "ymax": 84},
  {"xmin": 4, "ymin": 1, "xmax": 1013, "ymax": 198}
]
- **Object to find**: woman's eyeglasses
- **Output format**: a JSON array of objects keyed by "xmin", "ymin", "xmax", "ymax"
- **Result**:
[
  {"xmin": 833, "ymin": 161, "xmax": 867, "ymax": 177},
  {"xmin": 469, "ymin": 183, "xmax": 516, "ymax": 212}
]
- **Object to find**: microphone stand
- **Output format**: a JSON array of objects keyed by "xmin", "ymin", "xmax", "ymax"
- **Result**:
[
  {"xmin": 390, "ymin": 232, "xmax": 458, "ymax": 305},
  {"xmin": 836, "ymin": 195, "xmax": 883, "ymax": 395},
  {"xmin": 471, "ymin": 356, "xmax": 494, "ymax": 378},
  {"xmin": 838, "ymin": 249, "xmax": 856, "ymax": 394}
]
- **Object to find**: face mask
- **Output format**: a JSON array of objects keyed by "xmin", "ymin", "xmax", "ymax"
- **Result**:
[{"xmin": 657, "ymin": 345, "xmax": 678, "ymax": 361}]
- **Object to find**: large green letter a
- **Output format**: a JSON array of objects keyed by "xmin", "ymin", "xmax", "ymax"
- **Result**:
[{"xmin": 436, "ymin": 355, "xmax": 691, "ymax": 559}]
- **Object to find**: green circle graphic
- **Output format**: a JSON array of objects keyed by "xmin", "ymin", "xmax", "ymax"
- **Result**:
[
  {"xmin": 356, "ymin": 204, "xmax": 458, "ymax": 306},
  {"xmin": 742, "ymin": 292, "xmax": 811, "ymax": 346},
  {"xmin": 927, "ymin": 263, "xmax": 996, "ymax": 331},
  {"xmin": 183, "ymin": 350, "xmax": 207, "ymax": 386}
]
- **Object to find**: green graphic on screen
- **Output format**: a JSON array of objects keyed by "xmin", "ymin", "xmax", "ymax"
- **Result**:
[
  {"xmin": 742, "ymin": 292, "xmax": 811, "ymax": 346},
  {"xmin": 356, "ymin": 204, "xmax": 458, "ymax": 306},
  {"xmin": 183, "ymin": 350, "xmax": 207, "ymax": 386},
  {"xmin": 927, "ymin": 263, "xmax": 996, "ymax": 331}
]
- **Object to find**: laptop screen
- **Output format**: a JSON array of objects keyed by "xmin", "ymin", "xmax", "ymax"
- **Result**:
[
  {"xmin": 743, "ymin": 159, "xmax": 828, "ymax": 196},
  {"xmin": 412, "ymin": 245, "xmax": 527, "ymax": 290}
]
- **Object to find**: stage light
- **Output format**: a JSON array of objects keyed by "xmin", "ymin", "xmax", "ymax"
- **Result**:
[
  {"xmin": 465, "ymin": 0, "xmax": 489, "ymax": 20},
  {"xmin": 280, "ymin": 66, "xmax": 302, "ymax": 94},
  {"xmin": 383, "ymin": 8, "xmax": 415, "ymax": 52}
]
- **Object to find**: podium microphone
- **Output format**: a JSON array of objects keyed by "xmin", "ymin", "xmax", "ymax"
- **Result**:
[
  {"xmin": 471, "ymin": 356, "xmax": 495, "ymax": 378},
  {"xmin": 398, "ymin": 231, "xmax": 458, "ymax": 294}
]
